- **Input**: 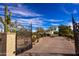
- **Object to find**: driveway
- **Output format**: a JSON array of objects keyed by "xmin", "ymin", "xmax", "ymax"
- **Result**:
[{"xmin": 18, "ymin": 36, "xmax": 75, "ymax": 56}]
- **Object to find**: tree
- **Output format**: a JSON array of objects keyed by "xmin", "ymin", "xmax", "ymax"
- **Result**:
[
  {"xmin": 58, "ymin": 25, "xmax": 73, "ymax": 39},
  {"xmin": 31, "ymin": 27, "xmax": 45, "ymax": 42},
  {"xmin": 48, "ymin": 26, "xmax": 57, "ymax": 31},
  {"xmin": 46, "ymin": 26, "xmax": 57, "ymax": 36},
  {"xmin": 36, "ymin": 27, "xmax": 45, "ymax": 37},
  {"xmin": 32, "ymin": 32, "xmax": 37, "ymax": 42}
]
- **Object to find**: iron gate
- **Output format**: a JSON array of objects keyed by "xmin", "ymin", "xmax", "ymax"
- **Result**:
[{"xmin": 15, "ymin": 22, "xmax": 32, "ymax": 55}]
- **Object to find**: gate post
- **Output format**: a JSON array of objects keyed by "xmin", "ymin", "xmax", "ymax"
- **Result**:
[
  {"xmin": 72, "ymin": 15, "xmax": 79, "ymax": 55},
  {"xmin": 0, "ymin": 32, "xmax": 16, "ymax": 56},
  {"xmin": 75, "ymin": 32, "xmax": 79, "ymax": 55},
  {"xmin": 6, "ymin": 32, "xmax": 16, "ymax": 56}
]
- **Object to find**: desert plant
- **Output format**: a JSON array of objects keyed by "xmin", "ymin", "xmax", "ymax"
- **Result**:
[
  {"xmin": 0, "ymin": 5, "xmax": 12, "ymax": 32},
  {"xmin": 58, "ymin": 25, "xmax": 74, "ymax": 39}
]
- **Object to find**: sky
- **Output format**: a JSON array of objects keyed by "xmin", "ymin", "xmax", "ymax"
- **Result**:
[{"xmin": 0, "ymin": 3, "xmax": 79, "ymax": 32}]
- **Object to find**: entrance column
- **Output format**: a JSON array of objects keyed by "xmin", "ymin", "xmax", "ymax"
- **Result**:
[{"xmin": 0, "ymin": 32, "xmax": 16, "ymax": 56}]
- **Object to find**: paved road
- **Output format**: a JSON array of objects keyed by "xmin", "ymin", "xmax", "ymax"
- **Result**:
[{"xmin": 18, "ymin": 36, "xmax": 75, "ymax": 56}]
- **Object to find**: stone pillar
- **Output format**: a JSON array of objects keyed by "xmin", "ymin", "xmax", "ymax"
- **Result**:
[{"xmin": 0, "ymin": 32, "xmax": 16, "ymax": 56}]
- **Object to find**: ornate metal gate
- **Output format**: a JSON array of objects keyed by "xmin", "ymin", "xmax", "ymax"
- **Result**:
[
  {"xmin": 72, "ymin": 15, "xmax": 79, "ymax": 55},
  {"xmin": 15, "ymin": 21, "xmax": 32, "ymax": 55}
]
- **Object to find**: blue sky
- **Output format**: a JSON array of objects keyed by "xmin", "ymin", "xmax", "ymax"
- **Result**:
[{"xmin": 0, "ymin": 3, "xmax": 79, "ymax": 31}]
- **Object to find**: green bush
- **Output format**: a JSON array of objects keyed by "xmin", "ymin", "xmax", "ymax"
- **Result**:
[
  {"xmin": 66, "ymin": 34, "xmax": 74, "ymax": 39},
  {"xmin": 32, "ymin": 35, "xmax": 37, "ymax": 42},
  {"xmin": 58, "ymin": 25, "xmax": 74, "ymax": 39}
]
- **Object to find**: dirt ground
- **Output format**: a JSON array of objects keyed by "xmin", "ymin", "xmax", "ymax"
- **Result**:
[{"xmin": 18, "ymin": 36, "xmax": 75, "ymax": 56}]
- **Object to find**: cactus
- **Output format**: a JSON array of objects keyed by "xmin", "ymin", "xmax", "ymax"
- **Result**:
[
  {"xmin": 0, "ymin": 5, "xmax": 11, "ymax": 32},
  {"xmin": 4, "ymin": 5, "xmax": 12, "ymax": 32}
]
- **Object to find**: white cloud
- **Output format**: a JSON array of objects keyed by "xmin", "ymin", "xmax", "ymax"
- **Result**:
[
  {"xmin": 27, "ymin": 18, "xmax": 43, "ymax": 24},
  {"xmin": 51, "ymin": 23, "xmax": 60, "ymax": 26},
  {"xmin": 9, "ymin": 5, "xmax": 41, "ymax": 17},
  {"xmin": 47, "ymin": 19, "xmax": 63, "ymax": 22},
  {"xmin": 14, "ymin": 18, "xmax": 44, "ymax": 28},
  {"xmin": 63, "ymin": 7, "xmax": 71, "ymax": 15},
  {"xmin": 62, "ymin": 7, "xmax": 78, "ymax": 15},
  {"xmin": 10, "ymin": 9, "xmax": 41, "ymax": 17},
  {"xmin": 0, "ymin": 5, "xmax": 16, "ymax": 9},
  {"xmin": 0, "ymin": 4, "xmax": 42, "ymax": 17}
]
